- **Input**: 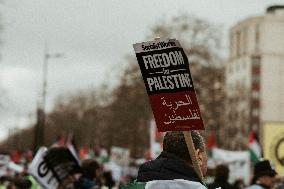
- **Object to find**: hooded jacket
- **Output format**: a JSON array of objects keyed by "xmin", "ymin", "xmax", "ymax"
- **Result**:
[{"xmin": 121, "ymin": 151, "xmax": 206, "ymax": 189}]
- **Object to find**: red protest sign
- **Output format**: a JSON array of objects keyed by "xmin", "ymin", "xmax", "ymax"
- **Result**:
[{"xmin": 133, "ymin": 38, "xmax": 204, "ymax": 132}]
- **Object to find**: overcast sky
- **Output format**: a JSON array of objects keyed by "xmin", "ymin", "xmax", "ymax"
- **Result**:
[{"xmin": 0, "ymin": 0, "xmax": 283, "ymax": 140}]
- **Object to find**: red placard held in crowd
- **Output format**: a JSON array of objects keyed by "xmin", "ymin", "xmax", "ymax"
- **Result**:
[{"xmin": 133, "ymin": 38, "xmax": 204, "ymax": 132}]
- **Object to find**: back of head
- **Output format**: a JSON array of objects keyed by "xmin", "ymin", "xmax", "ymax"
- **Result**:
[
  {"xmin": 103, "ymin": 171, "xmax": 115, "ymax": 188},
  {"xmin": 81, "ymin": 159, "xmax": 100, "ymax": 180},
  {"xmin": 253, "ymin": 159, "xmax": 277, "ymax": 182},
  {"xmin": 215, "ymin": 164, "xmax": 229, "ymax": 181},
  {"xmin": 163, "ymin": 131, "xmax": 205, "ymax": 163},
  {"xmin": 14, "ymin": 178, "xmax": 32, "ymax": 189}
]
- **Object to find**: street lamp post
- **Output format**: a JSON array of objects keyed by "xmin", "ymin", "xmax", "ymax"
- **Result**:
[{"xmin": 34, "ymin": 45, "xmax": 63, "ymax": 151}]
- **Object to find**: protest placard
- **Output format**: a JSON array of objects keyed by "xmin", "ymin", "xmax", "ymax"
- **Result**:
[
  {"xmin": 133, "ymin": 38, "xmax": 204, "ymax": 132},
  {"xmin": 133, "ymin": 38, "xmax": 205, "ymax": 181},
  {"xmin": 28, "ymin": 147, "xmax": 59, "ymax": 189},
  {"xmin": 44, "ymin": 147, "xmax": 82, "ymax": 183},
  {"xmin": 28, "ymin": 147, "xmax": 82, "ymax": 189}
]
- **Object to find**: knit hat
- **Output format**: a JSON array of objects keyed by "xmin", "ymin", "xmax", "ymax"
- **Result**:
[{"xmin": 254, "ymin": 160, "xmax": 277, "ymax": 179}]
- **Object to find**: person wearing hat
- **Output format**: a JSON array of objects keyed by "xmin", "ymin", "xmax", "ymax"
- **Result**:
[{"xmin": 246, "ymin": 160, "xmax": 277, "ymax": 189}]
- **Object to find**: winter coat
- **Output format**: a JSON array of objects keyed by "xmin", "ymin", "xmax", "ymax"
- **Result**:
[{"xmin": 121, "ymin": 151, "xmax": 206, "ymax": 189}]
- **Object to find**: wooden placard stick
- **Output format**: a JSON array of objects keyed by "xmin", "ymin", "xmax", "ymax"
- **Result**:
[{"xmin": 183, "ymin": 131, "xmax": 204, "ymax": 182}]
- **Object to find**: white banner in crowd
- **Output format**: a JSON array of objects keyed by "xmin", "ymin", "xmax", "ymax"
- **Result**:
[
  {"xmin": 0, "ymin": 155, "xmax": 10, "ymax": 177},
  {"xmin": 110, "ymin": 146, "xmax": 130, "ymax": 166},
  {"xmin": 150, "ymin": 119, "xmax": 163, "ymax": 159},
  {"xmin": 28, "ymin": 147, "xmax": 59, "ymax": 189},
  {"xmin": 0, "ymin": 154, "xmax": 24, "ymax": 176},
  {"xmin": 8, "ymin": 161, "xmax": 24, "ymax": 173},
  {"xmin": 212, "ymin": 148, "xmax": 251, "ymax": 185}
]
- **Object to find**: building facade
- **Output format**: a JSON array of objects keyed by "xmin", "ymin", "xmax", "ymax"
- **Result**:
[{"xmin": 225, "ymin": 6, "xmax": 284, "ymax": 150}]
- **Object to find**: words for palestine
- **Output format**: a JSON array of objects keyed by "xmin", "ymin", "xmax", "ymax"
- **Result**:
[{"xmin": 142, "ymin": 50, "xmax": 193, "ymax": 92}]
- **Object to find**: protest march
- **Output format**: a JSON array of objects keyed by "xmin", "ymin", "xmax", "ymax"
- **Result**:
[{"xmin": 1, "ymin": 3, "xmax": 284, "ymax": 189}]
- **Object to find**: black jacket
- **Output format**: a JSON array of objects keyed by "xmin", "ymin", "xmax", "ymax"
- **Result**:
[{"xmin": 137, "ymin": 151, "xmax": 202, "ymax": 183}]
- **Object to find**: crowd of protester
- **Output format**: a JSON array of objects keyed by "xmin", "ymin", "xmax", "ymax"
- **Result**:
[
  {"xmin": 0, "ymin": 145, "xmax": 140, "ymax": 189},
  {"xmin": 0, "ymin": 134, "xmax": 283, "ymax": 189}
]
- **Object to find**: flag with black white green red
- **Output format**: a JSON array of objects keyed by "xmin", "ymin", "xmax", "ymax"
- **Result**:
[
  {"xmin": 248, "ymin": 130, "xmax": 262, "ymax": 165},
  {"xmin": 206, "ymin": 132, "xmax": 216, "ymax": 157}
]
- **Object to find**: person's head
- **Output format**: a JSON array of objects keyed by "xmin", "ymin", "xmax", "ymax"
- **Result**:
[
  {"xmin": 163, "ymin": 131, "xmax": 207, "ymax": 175},
  {"xmin": 253, "ymin": 160, "xmax": 277, "ymax": 188},
  {"xmin": 215, "ymin": 164, "xmax": 229, "ymax": 181},
  {"xmin": 81, "ymin": 159, "xmax": 101, "ymax": 180},
  {"xmin": 102, "ymin": 171, "xmax": 115, "ymax": 188},
  {"xmin": 233, "ymin": 179, "xmax": 245, "ymax": 189}
]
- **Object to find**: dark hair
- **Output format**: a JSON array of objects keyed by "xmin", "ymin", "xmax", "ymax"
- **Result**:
[
  {"xmin": 252, "ymin": 159, "xmax": 277, "ymax": 184},
  {"xmin": 14, "ymin": 178, "xmax": 32, "ymax": 189},
  {"xmin": 103, "ymin": 171, "xmax": 115, "ymax": 188},
  {"xmin": 233, "ymin": 179, "xmax": 245, "ymax": 189},
  {"xmin": 163, "ymin": 131, "xmax": 205, "ymax": 163},
  {"xmin": 215, "ymin": 164, "xmax": 229, "ymax": 181},
  {"xmin": 81, "ymin": 159, "xmax": 100, "ymax": 180}
]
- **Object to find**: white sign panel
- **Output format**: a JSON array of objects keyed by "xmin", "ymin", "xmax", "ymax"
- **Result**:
[
  {"xmin": 212, "ymin": 148, "xmax": 251, "ymax": 185},
  {"xmin": 0, "ymin": 155, "xmax": 10, "ymax": 177},
  {"xmin": 110, "ymin": 146, "xmax": 130, "ymax": 166},
  {"xmin": 28, "ymin": 147, "xmax": 59, "ymax": 189}
]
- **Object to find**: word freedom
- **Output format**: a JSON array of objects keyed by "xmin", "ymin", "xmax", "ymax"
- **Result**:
[{"xmin": 142, "ymin": 51, "xmax": 184, "ymax": 69}]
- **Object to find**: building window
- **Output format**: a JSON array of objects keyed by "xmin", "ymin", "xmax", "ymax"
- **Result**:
[
  {"xmin": 252, "ymin": 91, "xmax": 260, "ymax": 99},
  {"xmin": 252, "ymin": 108, "xmax": 259, "ymax": 117},
  {"xmin": 236, "ymin": 31, "xmax": 241, "ymax": 57},
  {"xmin": 236, "ymin": 80, "xmax": 240, "ymax": 89},
  {"xmin": 243, "ymin": 27, "xmax": 248, "ymax": 55},
  {"xmin": 251, "ymin": 56, "xmax": 261, "ymax": 65},
  {"xmin": 252, "ymin": 75, "xmax": 260, "ymax": 82},
  {"xmin": 236, "ymin": 62, "xmax": 240, "ymax": 72},
  {"xmin": 230, "ymin": 34, "xmax": 234, "ymax": 58},
  {"xmin": 252, "ymin": 124, "xmax": 258, "ymax": 130},
  {"xmin": 255, "ymin": 24, "xmax": 260, "ymax": 51},
  {"xmin": 252, "ymin": 65, "xmax": 260, "ymax": 75},
  {"xmin": 243, "ymin": 77, "xmax": 247, "ymax": 86},
  {"xmin": 228, "ymin": 64, "xmax": 233, "ymax": 74}
]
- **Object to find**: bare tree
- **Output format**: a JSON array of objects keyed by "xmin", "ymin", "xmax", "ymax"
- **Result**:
[
  {"xmin": 148, "ymin": 14, "xmax": 223, "ymax": 65},
  {"xmin": 1, "ymin": 14, "xmax": 227, "ymax": 154}
]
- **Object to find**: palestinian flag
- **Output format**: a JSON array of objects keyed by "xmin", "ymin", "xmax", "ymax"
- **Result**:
[
  {"xmin": 248, "ymin": 130, "xmax": 262, "ymax": 165},
  {"xmin": 206, "ymin": 132, "xmax": 216, "ymax": 157}
]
